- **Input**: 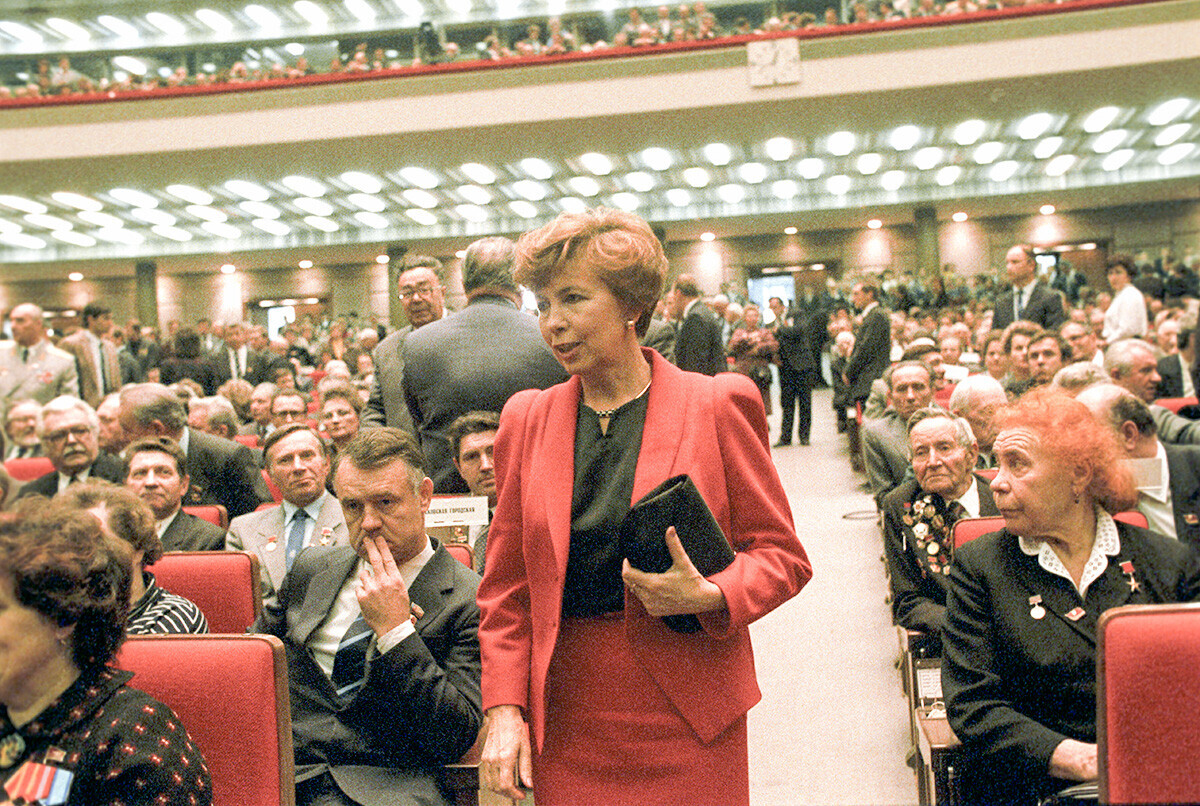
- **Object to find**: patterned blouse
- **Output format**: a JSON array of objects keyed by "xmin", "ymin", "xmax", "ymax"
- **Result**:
[
  {"xmin": 0, "ymin": 667, "xmax": 211, "ymax": 805},
  {"xmin": 127, "ymin": 573, "xmax": 208, "ymax": 636}
]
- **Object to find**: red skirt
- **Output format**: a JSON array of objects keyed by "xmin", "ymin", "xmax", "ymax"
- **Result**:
[{"xmin": 533, "ymin": 613, "xmax": 749, "ymax": 806}]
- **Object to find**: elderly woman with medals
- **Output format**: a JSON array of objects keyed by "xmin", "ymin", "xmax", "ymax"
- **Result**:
[
  {"xmin": 0, "ymin": 502, "xmax": 212, "ymax": 805},
  {"xmin": 942, "ymin": 388, "xmax": 1200, "ymax": 806},
  {"xmin": 881, "ymin": 408, "xmax": 999, "ymax": 642}
]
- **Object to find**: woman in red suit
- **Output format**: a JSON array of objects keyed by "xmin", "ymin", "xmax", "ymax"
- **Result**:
[{"xmin": 477, "ymin": 208, "xmax": 812, "ymax": 804}]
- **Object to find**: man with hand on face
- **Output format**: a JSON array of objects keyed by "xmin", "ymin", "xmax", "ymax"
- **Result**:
[
  {"xmin": 227, "ymin": 423, "xmax": 349, "ymax": 604},
  {"xmin": 255, "ymin": 427, "xmax": 482, "ymax": 806},
  {"xmin": 125, "ymin": 437, "xmax": 227, "ymax": 552},
  {"xmin": 16, "ymin": 396, "xmax": 125, "ymax": 499}
]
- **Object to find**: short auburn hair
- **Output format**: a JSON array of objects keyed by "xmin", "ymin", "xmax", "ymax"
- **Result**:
[{"xmin": 513, "ymin": 207, "xmax": 666, "ymax": 337}]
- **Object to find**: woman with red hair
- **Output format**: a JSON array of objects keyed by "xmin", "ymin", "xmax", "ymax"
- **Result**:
[{"xmin": 942, "ymin": 388, "xmax": 1200, "ymax": 805}]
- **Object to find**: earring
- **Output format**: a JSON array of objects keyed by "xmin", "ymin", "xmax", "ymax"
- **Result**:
[{"xmin": 625, "ymin": 320, "xmax": 636, "ymax": 330}]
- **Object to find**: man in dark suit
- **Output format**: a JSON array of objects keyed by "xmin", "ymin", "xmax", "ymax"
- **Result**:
[
  {"xmin": 863, "ymin": 361, "xmax": 934, "ymax": 507},
  {"xmin": 882, "ymin": 409, "xmax": 999, "ymax": 640},
  {"xmin": 1156, "ymin": 323, "xmax": 1195, "ymax": 399},
  {"xmin": 117, "ymin": 383, "xmax": 271, "ymax": 519},
  {"xmin": 256, "ymin": 428, "xmax": 482, "ymax": 806},
  {"xmin": 669, "ymin": 274, "xmax": 725, "ymax": 375},
  {"xmin": 640, "ymin": 315, "xmax": 676, "ymax": 363},
  {"xmin": 363, "ymin": 256, "xmax": 446, "ymax": 434},
  {"xmin": 1078, "ymin": 384, "xmax": 1200, "ymax": 547},
  {"xmin": 843, "ymin": 280, "xmax": 890, "ymax": 409},
  {"xmin": 124, "ymin": 437, "xmax": 227, "ymax": 552},
  {"xmin": 990, "ymin": 244, "xmax": 1067, "ymax": 332},
  {"xmin": 402, "ymin": 238, "xmax": 566, "ymax": 492},
  {"xmin": 16, "ymin": 396, "xmax": 124, "ymax": 499},
  {"xmin": 209, "ymin": 322, "xmax": 269, "ymax": 388},
  {"xmin": 772, "ymin": 297, "xmax": 819, "ymax": 446}
]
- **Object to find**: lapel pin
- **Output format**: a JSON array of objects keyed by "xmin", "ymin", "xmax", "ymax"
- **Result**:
[
  {"xmin": 1065, "ymin": 606, "xmax": 1086, "ymax": 622},
  {"xmin": 319, "ymin": 526, "xmax": 333, "ymax": 546},
  {"xmin": 1029, "ymin": 595, "xmax": 1045, "ymax": 620},
  {"xmin": 1186, "ymin": 513, "xmax": 1199, "ymax": 525},
  {"xmin": 1120, "ymin": 560, "xmax": 1141, "ymax": 592},
  {"xmin": 266, "ymin": 536, "xmax": 279, "ymax": 552}
]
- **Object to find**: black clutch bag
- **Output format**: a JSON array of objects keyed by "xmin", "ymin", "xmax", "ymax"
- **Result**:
[{"xmin": 618, "ymin": 474, "xmax": 736, "ymax": 633}]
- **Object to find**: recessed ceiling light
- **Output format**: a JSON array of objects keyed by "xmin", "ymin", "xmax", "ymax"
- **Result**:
[
  {"xmin": 796, "ymin": 158, "xmax": 824, "ymax": 180},
  {"xmin": 880, "ymin": 170, "xmax": 905, "ymax": 191},
  {"xmin": 989, "ymin": 161, "xmax": 1019, "ymax": 182},
  {"xmin": 716, "ymin": 184, "xmax": 746, "ymax": 204},
  {"xmin": 401, "ymin": 189, "xmax": 437, "ymax": 209},
  {"xmin": 55, "ymin": 231, "xmax": 97, "ymax": 247},
  {"xmin": 154, "ymin": 224, "xmax": 194, "ymax": 241},
  {"xmin": 77, "ymin": 211, "xmax": 124, "ymax": 228},
  {"xmin": 68, "ymin": 272, "xmax": 85, "ymax": 281},
  {"xmin": 195, "ymin": 9, "xmax": 235, "ymax": 33},
  {"xmin": 46, "ymin": 18, "xmax": 91, "ymax": 41},
  {"xmin": 109, "ymin": 188, "xmax": 159, "ymax": 208},
  {"xmin": 340, "ymin": 171, "xmax": 381, "ymax": 193},
  {"xmin": 665, "ymin": 188, "xmax": 692, "ymax": 207},
  {"xmin": 0, "ymin": 233, "xmax": 47, "ymax": 250},
  {"xmin": 1040, "ymin": 204, "xmax": 1056, "ymax": 215},
  {"xmin": 250, "ymin": 218, "xmax": 289, "ymax": 236},
  {"xmin": 293, "ymin": 197, "xmax": 334, "ymax": 217},
  {"xmin": 131, "ymin": 208, "xmax": 178, "ymax": 227},
  {"xmin": 825, "ymin": 131, "xmax": 856, "ymax": 156},
  {"xmin": 145, "ymin": 12, "xmax": 187, "ymax": 37},
  {"xmin": 349, "ymin": 193, "xmax": 387, "ymax": 212},
  {"xmin": 239, "ymin": 201, "xmax": 280, "ymax": 219},
  {"xmin": 1092, "ymin": 130, "xmax": 1127, "ymax": 154},
  {"xmin": 293, "ymin": 0, "xmax": 330, "ymax": 25},
  {"xmin": 0, "ymin": 195, "xmax": 48, "ymax": 215},
  {"xmin": 856, "ymin": 153, "xmax": 882, "ymax": 175},
  {"xmin": 456, "ymin": 250, "xmax": 467, "ymax": 259},
  {"xmin": 700, "ymin": 232, "xmax": 715, "ymax": 242},
  {"xmin": 568, "ymin": 177, "xmax": 600, "ymax": 197},
  {"xmin": 764, "ymin": 137, "xmax": 794, "ymax": 161},
  {"xmin": 282, "ymin": 175, "xmax": 327, "ymax": 197},
  {"xmin": 186, "ymin": 205, "xmax": 227, "ymax": 222},
  {"xmin": 1082, "ymin": 106, "xmax": 1120, "ymax": 133},
  {"xmin": 826, "ymin": 175, "xmax": 851, "ymax": 195},
  {"xmin": 51, "ymin": 192, "xmax": 103, "ymax": 212},
  {"xmin": 112, "ymin": 56, "xmax": 148, "ymax": 75},
  {"xmin": 610, "ymin": 192, "xmax": 640, "ymax": 211},
  {"xmin": 1148, "ymin": 98, "xmax": 1191, "ymax": 126},
  {"xmin": 458, "ymin": 163, "xmax": 496, "ymax": 185},
  {"xmin": 97, "ymin": 16, "xmax": 140, "ymax": 38},
  {"xmin": 973, "ymin": 141, "xmax": 1003, "ymax": 164},
  {"xmin": 244, "ymin": 4, "xmax": 282, "ymax": 28},
  {"xmin": 285, "ymin": 42, "xmax": 306, "ymax": 55},
  {"xmin": 889, "ymin": 125, "xmax": 920, "ymax": 152},
  {"xmin": 355, "ymin": 211, "xmax": 390, "ymax": 229},
  {"xmin": 1017, "ymin": 112, "xmax": 1054, "ymax": 140},
  {"xmin": 1155, "ymin": 123, "xmax": 1191, "ymax": 147},
  {"xmin": 913, "ymin": 147, "xmax": 943, "ymax": 171},
  {"xmin": 0, "ymin": 21, "xmax": 44, "ymax": 45},
  {"xmin": 951, "ymin": 211, "xmax": 968, "ymax": 223},
  {"xmin": 1045, "ymin": 154, "xmax": 1077, "ymax": 177},
  {"xmin": 0, "ymin": 220, "xmax": 21, "ymax": 236},
  {"xmin": 509, "ymin": 200, "xmax": 539, "ymax": 218},
  {"xmin": 953, "ymin": 120, "xmax": 986, "ymax": 146},
  {"xmin": 559, "ymin": 197, "xmax": 588, "ymax": 214},
  {"xmin": 625, "ymin": 171, "xmax": 655, "ymax": 192},
  {"xmin": 456, "ymin": 204, "xmax": 488, "ymax": 222},
  {"xmin": 1159, "ymin": 143, "xmax": 1196, "ymax": 166},
  {"xmin": 224, "ymin": 180, "xmax": 271, "ymax": 201},
  {"xmin": 867, "ymin": 219, "xmax": 882, "ymax": 230},
  {"xmin": 457, "ymin": 185, "xmax": 492, "ymax": 205},
  {"xmin": 299, "ymin": 259, "xmax": 314, "ymax": 268},
  {"xmin": 24, "ymin": 214, "xmax": 73, "ymax": 231},
  {"xmin": 578, "ymin": 153, "xmax": 613, "ymax": 176},
  {"xmin": 200, "ymin": 221, "xmax": 240, "ymax": 239},
  {"xmin": 682, "ymin": 168, "xmax": 710, "ymax": 188},
  {"xmin": 1033, "ymin": 136, "xmax": 1063, "ymax": 160},
  {"xmin": 936, "ymin": 166, "xmax": 962, "ymax": 185},
  {"xmin": 304, "ymin": 216, "xmax": 339, "ymax": 232},
  {"xmin": 703, "ymin": 143, "xmax": 733, "ymax": 166},
  {"xmin": 344, "ymin": 0, "xmax": 378, "ymax": 22},
  {"xmin": 400, "ymin": 167, "xmax": 440, "ymax": 189},
  {"xmin": 738, "ymin": 163, "xmax": 768, "ymax": 184},
  {"xmin": 375, "ymin": 254, "xmax": 389, "ymax": 264},
  {"xmin": 640, "ymin": 148, "xmax": 674, "ymax": 172},
  {"xmin": 771, "ymin": 180, "xmax": 798, "ymax": 199},
  {"xmin": 221, "ymin": 263, "xmax": 237, "ymax": 274},
  {"xmin": 1101, "ymin": 149, "xmax": 1135, "ymax": 171},
  {"xmin": 512, "ymin": 180, "xmax": 548, "ymax": 201},
  {"xmin": 166, "ymin": 184, "xmax": 214, "ymax": 205},
  {"xmin": 405, "ymin": 209, "xmax": 436, "ymax": 225},
  {"xmin": 784, "ymin": 226, "xmax": 798, "ymax": 235}
]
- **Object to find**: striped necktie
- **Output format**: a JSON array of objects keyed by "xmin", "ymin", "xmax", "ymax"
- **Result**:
[{"xmin": 331, "ymin": 612, "xmax": 372, "ymax": 696}]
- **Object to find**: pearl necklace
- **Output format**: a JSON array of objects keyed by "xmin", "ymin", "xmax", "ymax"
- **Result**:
[{"xmin": 590, "ymin": 378, "xmax": 652, "ymax": 418}]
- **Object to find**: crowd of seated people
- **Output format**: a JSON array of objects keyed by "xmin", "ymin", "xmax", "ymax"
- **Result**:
[{"xmin": 3, "ymin": 0, "xmax": 1097, "ymax": 102}]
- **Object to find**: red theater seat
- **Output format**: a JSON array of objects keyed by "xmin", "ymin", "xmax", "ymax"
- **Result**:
[
  {"xmin": 183, "ymin": 504, "xmax": 228, "ymax": 529},
  {"xmin": 1099, "ymin": 603, "xmax": 1200, "ymax": 804},
  {"xmin": 976, "ymin": 467, "xmax": 998, "ymax": 481},
  {"xmin": 1153, "ymin": 396, "xmax": 1198, "ymax": 414},
  {"xmin": 235, "ymin": 433, "xmax": 261, "ymax": 448},
  {"xmin": 952, "ymin": 516, "xmax": 1005, "ymax": 548},
  {"xmin": 445, "ymin": 543, "xmax": 474, "ymax": 569},
  {"xmin": 116, "ymin": 634, "xmax": 294, "ymax": 806},
  {"xmin": 147, "ymin": 551, "xmax": 262, "ymax": 634},
  {"xmin": 1112, "ymin": 510, "xmax": 1149, "ymax": 528},
  {"xmin": 263, "ymin": 469, "xmax": 283, "ymax": 503},
  {"xmin": 3, "ymin": 456, "xmax": 53, "ymax": 481}
]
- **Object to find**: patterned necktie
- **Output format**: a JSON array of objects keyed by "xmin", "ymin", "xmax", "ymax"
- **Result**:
[
  {"xmin": 286, "ymin": 508, "xmax": 308, "ymax": 568},
  {"xmin": 332, "ymin": 612, "xmax": 372, "ymax": 696}
]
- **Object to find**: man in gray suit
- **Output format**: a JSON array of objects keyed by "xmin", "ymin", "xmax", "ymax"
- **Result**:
[
  {"xmin": 1, "ymin": 303, "xmax": 79, "ymax": 421},
  {"xmin": 863, "ymin": 361, "xmax": 935, "ymax": 508},
  {"xmin": 363, "ymin": 255, "xmax": 446, "ymax": 433},
  {"xmin": 227, "ymin": 423, "xmax": 349, "ymax": 603},
  {"xmin": 255, "ymin": 428, "xmax": 482, "ymax": 806},
  {"xmin": 402, "ymin": 237, "xmax": 567, "ymax": 492}
]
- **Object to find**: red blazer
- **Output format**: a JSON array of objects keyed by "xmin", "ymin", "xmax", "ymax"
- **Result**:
[{"xmin": 477, "ymin": 349, "xmax": 812, "ymax": 748}]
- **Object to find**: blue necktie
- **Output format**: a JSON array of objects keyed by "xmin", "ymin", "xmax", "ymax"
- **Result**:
[
  {"xmin": 286, "ymin": 508, "xmax": 308, "ymax": 568},
  {"xmin": 332, "ymin": 612, "xmax": 372, "ymax": 696}
]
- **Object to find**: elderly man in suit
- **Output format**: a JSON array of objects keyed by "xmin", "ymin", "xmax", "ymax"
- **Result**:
[
  {"xmin": 227, "ymin": 423, "xmax": 349, "ymax": 603},
  {"xmin": 863, "ymin": 360, "xmax": 935, "ymax": 508},
  {"xmin": 1078, "ymin": 384, "xmax": 1200, "ymax": 547},
  {"xmin": 363, "ymin": 256, "xmax": 446, "ymax": 434},
  {"xmin": 256, "ymin": 427, "xmax": 482, "ymax": 806},
  {"xmin": 125, "ymin": 437, "xmax": 227, "ymax": 552},
  {"xmin": 843, "ymin": 280, "xmax": 891, "ymax": 410},
  {"xmin": 882, "ymin": 408, "xmax": 999, "ymax": 641},
  {"xmin": 991, "ymin": 244, "xmax": 1066, "ymax": 332},
  {"xmin": 117, "ymin": 382, "xmax": 271, "ymax": 518},
  {"xmin": 15, "ymin": 396, "xmax": 125, "ymax": 499},
  {"xmin": 1156, "ymin": 321, "xmax": 1196, "ymax": 399},
  {"xmin": 403, "ymin": 237, "xmax": 566, "ymax": 492},
  {"xmin": 0, "ymin": 303, "xmax": 79, "ymax": 421},
  {"xmin": 3, "ymin": 399, "xmax": 43, "ymax": 459},
  {"xmin": 669, "ymin": 274, "xmax": 725, "ymax": 375},
  {"xmin": 58, "ymin": 302, "xmax": 122, "ymax": 408},
  {"xmin": 1106, "ymin": 339, "xmax": 1200, "ymax": 445}
]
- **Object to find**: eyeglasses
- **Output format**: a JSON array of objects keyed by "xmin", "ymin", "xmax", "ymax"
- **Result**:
[
  {"xmin": 42, "ymin": 425, "xmax": 93, "ymax": 444},
  {"xmin": 398, "ymin": 282, "xmax": 438, "ymax": 301}
]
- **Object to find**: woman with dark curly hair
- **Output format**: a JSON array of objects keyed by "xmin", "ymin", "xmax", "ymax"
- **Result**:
[{"xmin": 0, "ymin": 503, "xmax": 212, "ymax": 805}]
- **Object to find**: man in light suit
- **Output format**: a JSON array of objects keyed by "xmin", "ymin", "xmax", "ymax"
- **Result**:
[
  {"xmin": 991, "ymin": 244, "xmax": 1066, "ymax": 332},
  {"xmin": 255, "ymin": 427, "xmax": 482, "ymax": 806},
  {"xmin": 363, "ymin": 255, "xmax": 446, "ymax": 434},
  {"xmin": 125, "ymin": 437, "xmax": 227, "ymax": 553},
  {"xmin": 16, "ymin": 396, "xmax": 124, "ymax": 500},
  {"xmin": 669, "ymin": 274, "xmax": 725, "ymax": 375},
  {"xmin": 118, "ymin": 383, "xmax": 271, "ymax": 519},
  {"xmin": 227, "ymin": 423, "xmax": 349, "ymax": 603},
  {"xmin": 843, "ymin": 280, "xmax": 891, "ymax": 408},
  {"xmin": 0, "ymin": 303, "xmax": 79, "ymax": 421},
  {"xmin": 402, "ymin": 238, "xmax": 566, "ymax": 492},
  {"xmin": 58, "ymin": 302, "xmax": 122, "ymax": 408}
]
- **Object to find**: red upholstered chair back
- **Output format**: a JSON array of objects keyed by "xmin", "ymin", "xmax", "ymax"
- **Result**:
[
  {"xmin": 3, "ymin": 456, "xmax": 53, "ymax": 481},
  {"xmin": 952, "ymin": 516, "xmax": 1006, "ymax": 549},
  {"xmin": 1112, "ymin": 510, "xmax": 1149, "ymax": 528},
  {"xmin": 976, "ymin": 467, "xmax": 998, "ymax": 481},
  {"xmin": 147, "ymin": 551, "xmax": 262, "ymax": 633},
  {"xmin": 115, "ymin": 634, "xmax": 295, "ymax": 806},
  {"xmin": 182, "ymin": 504, "xmax": 228, "ymax": 529},
  {"xmin": 445, "ymin": 543, "xmax": 474, "ymax": 569},
  {"xmin": 235, "ymin": 433, "xmax": 261, "ymax": 449},
  {"xmin": 262, "ymin": 468, "xmax": 283, "ymax": 503},
  {"xmin": 1099, "ymin": 603, "xmax": 1200, "ymax": 804},
  {"xmin": 933, "ymin": 384, "xmax": 955, "ymax": 408},
  {"xmin": 1153, "ymin": 396, "xmax": 1198, "ymax": 414}
]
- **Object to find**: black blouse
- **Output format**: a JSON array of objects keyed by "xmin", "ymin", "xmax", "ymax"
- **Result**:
[{"xmin": 561, "ymin": 392, "xmax": 649, "ymax": 617}]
